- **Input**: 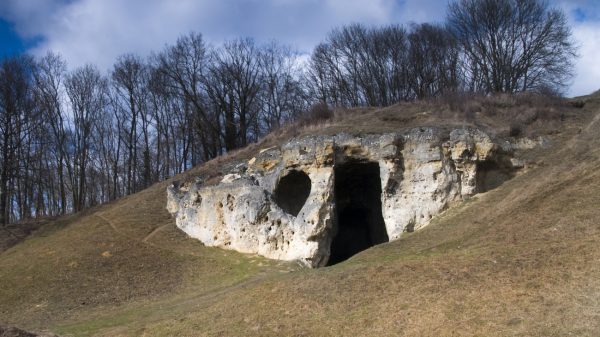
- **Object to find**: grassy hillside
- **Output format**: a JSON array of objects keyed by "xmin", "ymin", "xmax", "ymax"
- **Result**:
[{"xmin": 1, "ymin": 94, "xmax": 600, "ymax": 336}]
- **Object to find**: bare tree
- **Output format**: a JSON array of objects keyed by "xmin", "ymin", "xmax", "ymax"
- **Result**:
[
  {"xmin": 33, "ymin": 52, "xmax": 70, "ymax": 214},
  {"xmin": 65, "ymin": 64, "xmax": 107, "ymax": 211},
  {"xmin": 407, "ymin": 23, "xmax": 460, "ymax": 99},
  {"xmin": 305, "ymin": 43, "xmax": 334, "ymax": 105},
  {"xmin": 305, "ymin": 24, "xmax": 410, "ymax": 107},
  {"xmin": 156, "ymin": 32, "xmax": 218, "ymax": 162},
  {"xmin": 259, "ymin": 42, "xmax": 307, "ymax": 130},
  {"xmin": 205, "ymin": 38, "xmax": 264, "ymax": 150},
  {"xmin": 0, "ymin": 56, "xmax": 37, "ymax": 225},
  {"xmin": 447, "ymin": 0, "xmax": 577, "ymax": 94},
  {"xmin": 204, "ymin": 50, "xmax": 237, "ymax": 152},
  {"xmin": 147, "ymin": 67, "xmax": 178, "ymax": 179},
  {"xmin": 96, "ymin": 91, "xmax": 124, "ymax": 201},
  {"xmin": 112, "ymin": 54, "xmax": 148, "ymax": 194}
]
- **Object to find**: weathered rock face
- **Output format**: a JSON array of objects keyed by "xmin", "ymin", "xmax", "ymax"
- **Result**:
[{"xmin": 167, "ymin": 127, "xmax": 521, "ymax": 267}]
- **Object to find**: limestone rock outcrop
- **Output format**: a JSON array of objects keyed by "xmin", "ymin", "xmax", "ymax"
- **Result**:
[{"xmin": 167, "ymin": 127, "xmax": 521, "ymax": 267}]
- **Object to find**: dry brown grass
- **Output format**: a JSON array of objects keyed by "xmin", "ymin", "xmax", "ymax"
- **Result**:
[
  {"xmin": 0, "ymin": 216, "xmax": 67, "ymax": 253},
  {"xmin": 132, "ymin": 93, "xmax": 600, "ymax": 337},
  {"xmin": 298, "ymin": 93, "xmax": 574, "ymax": 139},
  {"xmin": 180, "ymin": 93, "xmax": 576, "ymax": 186},
  {"xmin": 133, "ymin": 117, "xmax": 600, "ymax": 337},
  {"xmin": 1, "ymin": 92, "xmax": 599, "ymax": 336},
  {"xmin": 0, "ymin": 178, "xmax": 294, "ymax": 334}
]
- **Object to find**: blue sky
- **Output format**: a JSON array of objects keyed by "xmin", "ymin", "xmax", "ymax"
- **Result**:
[
  {"xmin": 0, "ymin": 17, "xmax": 43, "ymax": 59},
  {"xmin": 0, "ymin": 0, "xmax": 598, "ymax": 96},
  {"xmin": 0, "ymin": 18, "xmax": 23, "ymax": 58}
]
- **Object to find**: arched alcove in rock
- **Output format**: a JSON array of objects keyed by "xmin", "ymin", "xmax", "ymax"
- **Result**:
[{"xmin": 273, "ymin": 170, "xmax": 311, "ymax": 216}]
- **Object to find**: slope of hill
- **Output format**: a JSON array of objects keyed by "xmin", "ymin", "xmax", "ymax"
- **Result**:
[{"xmin": 1, "ymin": 94, "xmax": 600, "ymax": 336}]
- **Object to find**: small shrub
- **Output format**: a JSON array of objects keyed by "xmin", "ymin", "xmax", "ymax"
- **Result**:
[
  {"xmin": 509, "ymin": 122, "xmax": 523, "ymax": 137},
  {"xmin": 437, "ymin": 91, "xmax": 478, "ymax": 112},
  {"xmin": 464, "ymin": 105, "xmax": 477, "ymax": 122},
  {"xmin": 518, "ymin": 107, "xmax": 540, "ymax": 124},
  {"xmin": 300, "ymin": 102, "xmax": 334, "ymax": 126},
  {"xmin": 570, "ymin": 100, "xmax": 585, "ymax": 109}
]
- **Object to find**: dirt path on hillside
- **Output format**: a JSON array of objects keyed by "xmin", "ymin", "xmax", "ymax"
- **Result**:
[
  {"xmin": 70, "ymin": 213, "xmax": 296, "ymax": 334},
  {"xmin": 564, "ymin": 109, "xmax": 600, "ymax": 151},
  {"xmin": 141, "ymin": 224, "xmax": 170, "ymax": 243},
  {"xmin": 584, "ymin": 109, "xmax": 600, "ymax": 133},
  {"xmin": 93, "ymin": 211, "xmax": 297, "ymax": 298},
  {"xmin": 94, "ymin": 213, "xmax": 165, "ymax": 250}
]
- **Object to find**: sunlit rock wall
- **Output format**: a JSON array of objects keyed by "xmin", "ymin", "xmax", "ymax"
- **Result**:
[{"xmin": 167, "ymin": 127, "xmax": 520, "ymax": 267}]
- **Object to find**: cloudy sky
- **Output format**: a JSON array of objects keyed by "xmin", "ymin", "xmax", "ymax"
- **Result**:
[{"xmin": 0, "ymin": 0, "xmax": 598, "ymax": 96}]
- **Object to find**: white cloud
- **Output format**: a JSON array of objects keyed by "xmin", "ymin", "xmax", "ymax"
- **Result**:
[
  {"xmin": 398, "ymin": 0, "xmax": 447, "ymax": 24},
  {"xmin": 29, "ymin": 0, "xmax": 229, "ymax": 70},
  {"xmin": 555, "ymin": 0, "xmax": 600, "ymax": 96},
  {"xmin": 1, "ymin": 0, "xmax": 421, "ymax": 71},
  {"xmin": 324, "ymin": 0, "xmax": 397, "ymax": 23},
  {"xmin": 0, "ymin": 0, "xmax": 64, "ymax": 37},
  {"xmin": 1, "ymin": 0, "xmax": 598, "ymax": 96},
  {"xmin": 570, "ymin": 23, "xmax": 600, "ymax": 96}
]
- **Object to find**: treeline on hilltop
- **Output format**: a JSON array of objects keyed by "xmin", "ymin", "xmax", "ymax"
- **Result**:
[{"xmin": 0, "ymin": 0, "xmax": 576, "ymax": 224}]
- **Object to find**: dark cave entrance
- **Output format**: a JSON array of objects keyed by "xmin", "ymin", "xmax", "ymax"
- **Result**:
[
  {"xmin": 328, "ymin": 161, "xmax": 389, "ymax": 265},
  {"xmin": 476, "ymin": 160, "xmax": 515, "ymax": 193}
]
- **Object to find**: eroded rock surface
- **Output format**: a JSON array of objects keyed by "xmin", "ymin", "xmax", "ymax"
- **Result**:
[{"xmin": 167, "ymin": 127, "xmax": 522, "ymax": 267}]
